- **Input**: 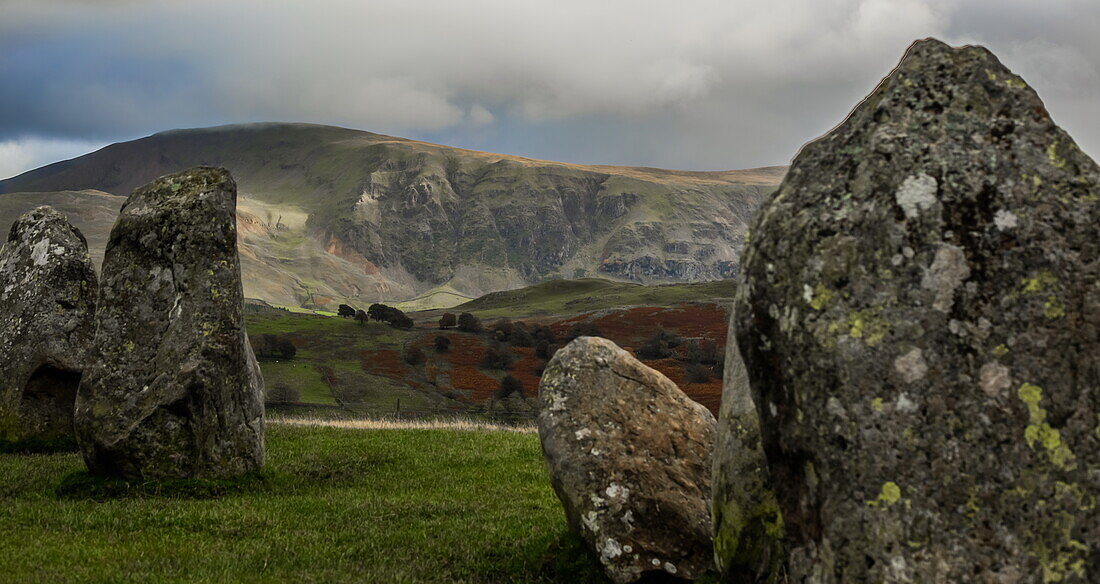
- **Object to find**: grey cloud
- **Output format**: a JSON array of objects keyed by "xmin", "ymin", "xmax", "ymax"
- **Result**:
[{"xmin": 0, "ymin": 0, "xmax": 1096, "ymax": 174}]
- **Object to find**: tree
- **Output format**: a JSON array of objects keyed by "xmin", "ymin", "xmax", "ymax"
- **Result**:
[
  {"xmin": 252, "ymin": 334, "xmax": 297, "ymax": 360},
  {"xmin": 390, "ymin": 313, "xmax": 415, "ymax": 329},
  {"xmin": 337, "ymin": 304, "xmax": 356, "ymax": 319},
  {"xmin": 535, "ymin": 340, "xmax": 557, "ymax": 360},
  {"xmin": 491, "ymin": 318, "xmax": 515, "ymax": 341},
  {"xmin": 439, "ymin": 312, "xmax": 457, "ymax": 329},
  {"xmin": 495, "ymin": 375, "xmax": 524, "ymax": 400},
  {"xmin": 532, "ymin": 325, "xmax": 557, "ymax": 344},
  {"xmin": 481, "ymin": 340, "xmax": 516, "ymax": 370},
  {"xmin": 508, "ymin": 323, "xmax": 534, "ymax": 347},
  {"xmin": 367, "ymin": 303, "xmax": 393, "ymax": 322},
  {"xmin": 434, "ymin": 335, "xmax": 451, "ymax": 353},
  {"xmin": 355, "ymin": 309, "xmax": 369, "ymax": 325},
  {"xmin": 457, "ymin": 312, "xmax": 482, "ymax": 333},
  {"xmin": 404, "ymin": 345, "xmax": 427, "ymax": 365}
]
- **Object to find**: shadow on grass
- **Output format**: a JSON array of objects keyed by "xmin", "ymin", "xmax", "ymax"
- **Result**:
[
  {"xmin": 54, "ymin": 470, "xmax": 279, "ymax": 502},
  {"xmin": 0, "ymin": 436, "xmax": 79, "ymax": 454}
]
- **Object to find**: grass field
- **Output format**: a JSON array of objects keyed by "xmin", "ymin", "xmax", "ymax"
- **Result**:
[
  {"xmin": 0, "ymin": 424, "xmax": 613, "ymax": 583},
  {"xmin": 455, "ymin": 278, "xmax": 737, "ymax": 318}
]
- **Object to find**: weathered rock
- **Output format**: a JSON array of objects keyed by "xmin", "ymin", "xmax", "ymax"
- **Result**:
[
  {"xmin": 735, "ymin": 39, "xmax": 1100, "ymax": 582},
  {"xmin": 712, "ymin": 310, "xmax": 784, "ymax": 582},
  {"xmin": 74, "ymin": 167, "xmax": 265, "ymax": 479},
  {"xmin": 538, "ymin": 336, "xmax": 717, "ymax": 583},
  {"xmin": 0, "ymin": 206, "xmax": 97, "ymax": 446}
]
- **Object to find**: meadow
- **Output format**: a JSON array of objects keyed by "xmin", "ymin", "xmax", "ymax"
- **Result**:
[{"xmin": 0, "ymin": 423, "xmax": 612, "ymax": 583}]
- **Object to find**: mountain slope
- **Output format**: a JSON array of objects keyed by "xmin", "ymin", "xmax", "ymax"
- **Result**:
[{"xmin": 0, "ymin": 123, "xmax": 784, "ymax": 309}]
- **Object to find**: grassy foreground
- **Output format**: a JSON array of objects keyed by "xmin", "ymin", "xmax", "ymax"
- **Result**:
[{"xmin": 0, "ymin": 424, "xmax": 609, "ymax": 583}]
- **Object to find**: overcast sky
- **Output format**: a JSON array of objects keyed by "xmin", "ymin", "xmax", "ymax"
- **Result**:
[{"xmin": 1, "ymin": 0, "xmax": 1097, "ymax": 179}]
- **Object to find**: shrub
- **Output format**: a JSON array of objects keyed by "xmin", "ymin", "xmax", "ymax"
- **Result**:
[
  {"xmin": 267, "ymin": 383, "xmax": 301, "ymax": 403},
  {"xmin": 636, "ymin": 329, "xmax": 683, "ymax": 360},
  {"xmin": 439, "ymin": 313, "xmax": 457, "ymax": 329},
  {"xmin": 337, "ymin": 304, "xmax": 356, "ymax": 319},
  {"xmin": 481, "ymin": 341, "xmax": 516, "ymax": 370},
  {"xmin": 685, "ymin": 363, "xmax": 711, "ymax": 383},
  {"xmin": 686, "ymin": 338, "xmax": 721, "ymax": 365},
  {"xmin": 434, "ymin": 336, "xmax": 451, "ymax": 353},
  {"xmin": 566, "ymin": 321, "xmax": 601, "ymax": 342},
  {"xmin": 355, "ymin": 309, "xmax": 368, "ymax": 325},
  {"xmin": 532, "ymin": 325, "xmax": 557, "ymax": 344},
  {"xmin": 457, "ymin": 312, "xmax": 482, "ymax": 333},
  {"xmin": 491, "ymin": 318, "xmax": 515, "ymax": 341},
  {"xmin": 495, "ymin": 375, "xmax": 524, "ymax": 399},
  {"xmin": 404, "ymin": 346, "xmax": 427, "ymax": 365}
]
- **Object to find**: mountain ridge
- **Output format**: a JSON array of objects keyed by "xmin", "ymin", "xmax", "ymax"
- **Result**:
[{"xmin": 0, "ymin": 123, "xmax": 785, "ymax": 310}]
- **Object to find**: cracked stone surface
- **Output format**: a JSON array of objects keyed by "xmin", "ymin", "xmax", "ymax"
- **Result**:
[
  {"xmin": 74, "ymin": 167, "xmax": 265, "ymax": 479},
  {"xmin": 734, "ymin": 39, "xmax": 1099, "ymax": 582},
  {"xmin": 0, "ymin": 206, "xmax": 97, "ymax": 445},
  {"xmin": 537, "ymin": 336, "xmax": 716, "ymax": 583}
]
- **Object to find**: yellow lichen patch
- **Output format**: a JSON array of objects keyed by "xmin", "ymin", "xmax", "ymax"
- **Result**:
[
  {"xmin": 847, "ymin": 309, "xmax": 889, "ymax": 347},
  {"xmin": 808, "ymin": 283, "xmax": 833, "ymax": 311},
  {"xmin": 1047, "ymin": 141, "xmax": 1068, "ymax": 169},
  {"xmin": 993, "ymin": 344, "xmax": 1010, "ymax": 358},
  {"xmin": 1018, "ymin": 383, "xmax": 1076, "ymax": 470},
  {"xmin": 965, "ymin": 485, "xmax": 981, "ymax": 520},
  {"xmin": 1043, "ymin": 296, "xmax": 1066, "ymax": 319},
  {"xmin": 1005, "ymin": 77, "xmax": 1028, "ymax": 89},
  {"xmin": 1022, "ymin": 271, "xmax": 1058, "ymax": 295},
  {"xmin": 124, "ymin": 340, "xmax": 135, "ymax": 352},
  {"xmin": 871, "ymin": 398, "xmax": 884, "ymax": 413},
  {"xmin": 867, "ymin": 481, "xmax": 902, "ymax": 508}
]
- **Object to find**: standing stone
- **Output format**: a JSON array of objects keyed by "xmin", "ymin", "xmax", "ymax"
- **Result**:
[
  {"xmin": 75, "ymin": 167, "xmax": 264, "ymax": 479},
  {"xmin": 712, "ymin": 309, "xmax": 784, "ymax": 582},
  {"xmin": 735, "ymin": 39, "xmax": 1099, "ymax": 582},
  {"xmin": 0, "ymin": 207, "xmax": 96, "ymax": 447},
  {"xmin": 538, "ymin": 336, "xmax": 716, "ymax": 583}
]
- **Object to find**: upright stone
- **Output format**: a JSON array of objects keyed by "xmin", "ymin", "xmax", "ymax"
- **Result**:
[
  {"xmin": 538, "ymin": 336, "xmax": 716, "ymax": 583},
  {"xmin": 712, "ymin": 310, "xmax": 784, "ymax": 582},
  {"xmin": 0, "ymin": 207, "xmax": 96, "ymax": 447},
  {"xmin": 75, "ymin": 167, "xmax": 264, "ymax": 479},
  {"xmin": 735, "ymin": 39, "xmax": 1099, "ymax": 582}
]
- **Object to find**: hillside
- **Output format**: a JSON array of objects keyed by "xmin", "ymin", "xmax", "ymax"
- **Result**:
[
  {"xmin": 0, "ymin": 123, "xmax": 783, "ymax": 310},
  {"xmin": 246, "ymin": 278, "xmax": 733, "ymax": 417}
]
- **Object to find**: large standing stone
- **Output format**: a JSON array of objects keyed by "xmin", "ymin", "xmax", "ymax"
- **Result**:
[
  {"xmin": 75, "ymin": 167, "xmax": 265, "ymax": 479},
  {"xmin": 712, "ymin": 309, "xmax": 784, "ymax": 582},
  {"xmin": 538, "ymin": 336, "xmax": 716, "ymax": 583},
  {"xmin": 0, "ymin": 206, "xmax": 96, "ymax": 446},
  {"xmin": 735, "ymin": 39, "xmax": 1099, "ymax": 582}
]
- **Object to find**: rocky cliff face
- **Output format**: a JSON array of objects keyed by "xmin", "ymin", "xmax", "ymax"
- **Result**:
[{"xmin": 0, "ymin": 124, "xmax": 782, "ymax": 309}]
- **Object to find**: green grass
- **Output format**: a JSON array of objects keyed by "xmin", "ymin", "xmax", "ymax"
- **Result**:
[
  {"xmin": 259, "ymin": 361, "xmax": 337, "ymax": 404},
  {"xmin": 0, "ymin": 424, "xmax": 610, "ymax": 583},
  {"xmin": 457, "ymin": 277, "xmax": 738, "ymax": 318}
]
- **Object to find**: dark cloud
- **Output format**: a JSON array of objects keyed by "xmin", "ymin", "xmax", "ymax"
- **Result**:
[{"xmin": 0, "ymin": 0, "xmax": 1097, "ymax": 178}]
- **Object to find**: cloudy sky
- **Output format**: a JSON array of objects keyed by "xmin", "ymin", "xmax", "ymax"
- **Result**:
[{"xmin": 0, "ymin": 0, "xmax": 1097, "ymax": 179}]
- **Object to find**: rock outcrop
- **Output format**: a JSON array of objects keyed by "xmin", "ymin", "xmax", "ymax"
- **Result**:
[
  {"xmin": 75, "ymin": 167, "xmax": 265, "ymax": 479},
  {"xmin": 538, "ymin": 336, "xmax": 717, "ymax": 583},
  {"xmin": 712, "ymin": 310, "xmax": 784, "ymax": 582},
  {"xmin": 0, "ymin": 206, "xmax": 97, "ymax": 447},
  {"xmin": 735, "ymin": 39, "xmax": 1099, "ymax": 582}
]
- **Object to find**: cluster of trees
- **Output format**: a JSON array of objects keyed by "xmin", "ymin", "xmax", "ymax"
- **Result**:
[
  {"xmin": 338, "ymin": 303, "xmax": 413, "ymax": 329},
  {"xmin": 251, "ymin": 334, "xmax": 297, "ymax": 360},
  {"xmin": 632, "ymin": 328, "xmax": 724, "ymax": 383},
  {"xmin": 438, "ymin": 312, "xmax": 484, "ymax": 333}
]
